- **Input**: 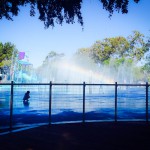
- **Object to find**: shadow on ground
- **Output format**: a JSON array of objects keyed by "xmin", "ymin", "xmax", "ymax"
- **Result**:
[{"xmin": 0, "ymin": 122, "xmax": 150, "ymax": 150}]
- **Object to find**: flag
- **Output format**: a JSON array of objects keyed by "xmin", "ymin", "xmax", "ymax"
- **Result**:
[{"xmin": 19, "ymin": 52, "xmax": 25, "ymax": 60}]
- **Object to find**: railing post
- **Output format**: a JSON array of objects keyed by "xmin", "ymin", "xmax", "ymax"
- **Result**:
[
  {"xmin": 49, "ymin": 81, "xmax": 52, "ymax": 125},
  {"xmin": 10, "ymin": 81, "xmax": 14, "ymax": 130},
  {"xmin": 115, "ymin": 82, "xmax": 118, "ymax": 122},
  {"xmin": 146, "ymin": 82, "xmax": 149, "ymax": 123},
  {"xmin": 83, "ymin": 82, "xmax": 86, "ymax": 123}
]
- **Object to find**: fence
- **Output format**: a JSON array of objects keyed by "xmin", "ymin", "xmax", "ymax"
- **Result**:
[{"xmin": 0, "ymin": 81, "xmax": 149, "ymax": 130}]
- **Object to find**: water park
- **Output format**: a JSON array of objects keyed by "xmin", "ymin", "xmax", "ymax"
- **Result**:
[{"xmin": 1, "ymin": 1, "xmax": 150, "ymax": 150}]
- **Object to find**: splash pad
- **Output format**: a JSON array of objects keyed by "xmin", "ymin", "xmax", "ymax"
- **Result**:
[
  {"xmin": 37, "ymin": 57, "xmax": 118, "ymax": 84},
  {"xmin": 0, "ymin": 56, "xmax": 148, "ymax": 130}
]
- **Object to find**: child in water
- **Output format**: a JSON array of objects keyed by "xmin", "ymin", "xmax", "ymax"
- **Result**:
[{"xmin": 23, "ymin": 91, "xmax": 30, "ymax": 102}]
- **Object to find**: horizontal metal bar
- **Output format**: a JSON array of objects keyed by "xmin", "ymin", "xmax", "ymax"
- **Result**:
[
  {"xmin": 117, "ymin": 84, "xmax": 148, "ymax": 86},
  {"xmin": 85, "ymin": 83, "xmax": 115, "ymax": 86},
  {"xmin": 0, "ymin": 82, "xmax": 149, "ymax": 86}
]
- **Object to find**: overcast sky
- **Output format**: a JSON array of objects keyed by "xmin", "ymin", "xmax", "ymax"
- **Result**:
[{"xmin": 0, "ymin": 0, "xmax": 150, "ymax": 68}]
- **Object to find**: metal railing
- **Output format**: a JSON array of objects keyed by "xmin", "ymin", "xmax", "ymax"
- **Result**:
[{"xmin": 0, "ymin": 81, "xmax": 149, "ymax": 130}]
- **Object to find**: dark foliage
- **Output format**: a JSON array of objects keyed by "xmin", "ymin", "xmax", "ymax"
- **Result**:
[{"xmin": 0, "ymin": 0, "xmax": 140, "ymax": 28}]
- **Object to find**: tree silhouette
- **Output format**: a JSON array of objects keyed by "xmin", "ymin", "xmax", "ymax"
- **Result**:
[{"xmin": 0, "ymin": 0, "xmax": 140, "ymax": 28}]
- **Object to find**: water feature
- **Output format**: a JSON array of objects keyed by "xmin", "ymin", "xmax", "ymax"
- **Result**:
[
  {"xmin": 0, "ymin": 83, "xmax": 149, "ymax": 130},
  {"xmin": 0, "ymin": 56, "xmax": 148, "ymax": 130},
  {"xmin": 36, "ymin": 56, "xmax": 136, "ymax": 84}
]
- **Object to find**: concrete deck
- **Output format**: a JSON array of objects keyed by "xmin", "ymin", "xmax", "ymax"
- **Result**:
[{"xmin": 0, "ymin": 122, "xmax": 150, "ymax": 150}]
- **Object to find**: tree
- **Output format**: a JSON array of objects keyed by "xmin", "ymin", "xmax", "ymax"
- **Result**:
[
  {"xmin": 76, "ymin": 31, "xmax": 147, "ymax": 65},
  {"xmin": 0, "ymin": 42, "xmax": 17, "ymax": 67},
  {"xmin": 37, "ymin": 51, "xmax": 64, "ymax": 82},
  {"xmin": 141, "ymin": 39, "xmax": 150, "ymax": 81},
  {"xmin": 44, "ymin": 51, "xmax": 64, "ymax": 64},
  {"xmin": 0, "ymin": 42, "xmax": 18, "ymax": 81},
  {"xmin": 87, "ymin": 36, "xmax": 130, "ymax": 64},
  {"xmin": 0, "ymin": 0, "xmax": 140, "ymax": 28},
  {"xmin": 127, "ymin": 31, "xmax": 149, "ymax": 62},
  {"xmin": 75, "ymin": 31, "xmax": 148, "ymax": 83},
  {"xmin": 74, "ymin": 48, "xmax": 97, "ymax": 70}
]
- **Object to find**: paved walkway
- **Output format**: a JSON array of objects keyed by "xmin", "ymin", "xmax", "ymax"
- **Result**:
[{"xmin": 0, "ymin": 122, "xmax": 150, "ymax": 150}]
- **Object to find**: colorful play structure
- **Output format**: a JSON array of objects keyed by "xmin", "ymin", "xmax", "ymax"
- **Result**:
[{"xmin": 1, "ymin": 51, "xmax": 38, "ymax": 83}]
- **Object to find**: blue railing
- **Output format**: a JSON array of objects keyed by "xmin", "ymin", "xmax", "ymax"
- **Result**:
[{"xmin": 0, "ymin": 81, "xmax": 149, "ymax": 130}]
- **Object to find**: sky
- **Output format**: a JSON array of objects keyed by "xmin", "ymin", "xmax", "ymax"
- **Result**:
[{"xmin": 0, "ymin": 0, "xmax": 150, "ymax": 68}]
